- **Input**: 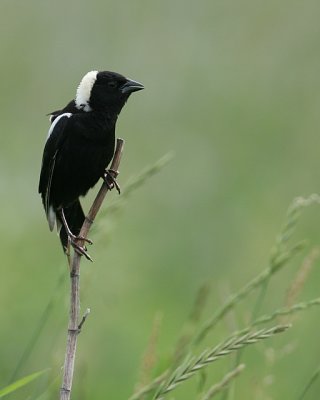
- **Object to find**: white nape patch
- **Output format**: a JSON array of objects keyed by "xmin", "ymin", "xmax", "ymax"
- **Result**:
[
  {"xmin": 48, "ymin": 205, "xmax": 56, "ymax": 231},
  {"xmin": 75, "ymin": 70, "xmax": 98, "ymax": 112},
  {"xmin": 47, "ymin": 113, "xmax": 72, "ymax": 139}
]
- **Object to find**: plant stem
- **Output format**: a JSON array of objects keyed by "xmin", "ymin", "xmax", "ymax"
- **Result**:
[
  {"xmin": 201, "ymin": 364, "xmax": 245, "ymax": 400},
  {"xmin": 60, "ymin": 138, "xmax": 124, "ymax": 400}
]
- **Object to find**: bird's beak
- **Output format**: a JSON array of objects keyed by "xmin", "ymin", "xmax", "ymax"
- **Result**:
[{"xmin": 120, "ymin": 78, "xmax": 144, "ymax": 94}]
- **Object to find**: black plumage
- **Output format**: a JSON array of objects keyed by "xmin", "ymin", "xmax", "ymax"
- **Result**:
[{"xmin": 39, "ymin": 70, "xmax": 144, "ymax": 256}]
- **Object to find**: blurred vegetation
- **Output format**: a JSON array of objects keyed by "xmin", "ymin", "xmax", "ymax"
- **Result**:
[{"xmin": 1, "ymin": 0, "xmax": 320, "ymax": 399}]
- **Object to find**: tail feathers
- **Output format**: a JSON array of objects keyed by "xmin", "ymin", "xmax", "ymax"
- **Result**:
[{"xmin": 58, "ymin": 200, "xmax": 85, "ymax": 252}]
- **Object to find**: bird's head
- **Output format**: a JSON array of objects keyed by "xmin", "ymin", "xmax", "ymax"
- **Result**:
[{"xmin": 75, "ymin": 70, "xmax": 144, "ymax": 113}]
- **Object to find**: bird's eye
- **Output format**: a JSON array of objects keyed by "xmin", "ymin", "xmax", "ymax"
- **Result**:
[{"xmin": 107, "ymin": 81, "xmax": 117, "ymax": 88}]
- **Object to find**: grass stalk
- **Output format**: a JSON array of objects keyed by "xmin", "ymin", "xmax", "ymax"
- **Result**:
[
  {"xmin": 60, "ymin": 139, "xmax": 124, "ymax": 400},
  {"xmin": 154, "ymin": 325, "xmax": 290, "ymax": 400},
  {"xmin": 201, "ymin": 364, "xmax": 245, "ymax": 400},
  {"xmin": 194, "ymin": 194, "xmax": 320, "ymax": 346},
  {"xmin": 298, "ymin": 363, "xmax": 320, "ymax": 400},
  {"xmin": 193, "ymin": 241, "xmax": 304, "ymax": 345}
]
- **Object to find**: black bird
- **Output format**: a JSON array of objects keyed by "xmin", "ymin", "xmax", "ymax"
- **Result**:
[{"xmin": 39, "ymin": 70, "xmax": 144, "ymax": 259}]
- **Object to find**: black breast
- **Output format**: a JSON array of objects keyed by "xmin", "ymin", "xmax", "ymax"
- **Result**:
[{"xmin": 50, "ymin": 113, "xmax": 116, "ymax": 209}]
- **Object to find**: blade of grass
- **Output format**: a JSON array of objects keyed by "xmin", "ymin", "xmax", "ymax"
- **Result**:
[
  {"xmin": 9, "ymin": 268, "xmax": 66, "ymax": 382},
  {"xmin": 201, "ymin": 364, "xmax": 245, "ymax": 400},
  {"xmin": 0, "ymin": 369, "xmax": 49, "ymax": 398},
  {"xmin": 224, "ymin": 195, "xmax": 320, "ymax": 400},
  {"xmin": 298, "ymin": 363, "xmax": 320, "ymax": 400},
  {"xmin": 252, "ymin": 195, "xmax": 320, "ymax": 322},
  {"xmin": 194, "ymin": 194, "xmax": 320, "ymax": 346}
]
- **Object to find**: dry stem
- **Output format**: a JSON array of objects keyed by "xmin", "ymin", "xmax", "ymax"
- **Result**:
[{"xmin": 60, "ymin": 138, "xmax": 125, "ymax": 400}]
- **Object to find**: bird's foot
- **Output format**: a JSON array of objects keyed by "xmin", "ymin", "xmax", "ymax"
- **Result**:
[
  {"xmin": 67, "ymin": 230, "xmax": 93, "ymax": 246},
  {"xmin": 103, "ymin": 169, "xmax": 120, "ymax": 194},
  {"xmin": 70, "ymin": 238, "xmax": 93, "ymax": 262},
  {"xmin": 59, "ymin": 208, "xmax": 93, "ymax": 261},
  {"xmin": 67, "ymin": 232, "xmax": 93, "ymax": 262},
  {"xmin": 75, "ymin": 235, "xmax": 93, "ymax": 246}
]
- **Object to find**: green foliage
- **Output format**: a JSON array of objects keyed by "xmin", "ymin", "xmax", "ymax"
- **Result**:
[
  {"xmin": 0, "ymin": 370, "xmax": 48, "ymax": 398},
  {"xmin": 299, "ymin": 363, "xmax": 320, "ymax": 400},
  {"xmin": 127, "ymin": 195, "xmax": 320, "ymax": 400},
  {"xmin": 1, "ymin": 1, "xmax": 320, "ymax": 399},
  {"xmin": 154, "ymin": 326, "xmax": 289, "ymax": 400},
  {"xmin": 201, "ymin": 364, "xmax": 245, "ymax": 400}
]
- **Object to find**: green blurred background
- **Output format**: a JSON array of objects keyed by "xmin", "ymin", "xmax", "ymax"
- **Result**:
[{"xmin": 1, "ymin": 0, "xmax": 320, "ymax": 398}]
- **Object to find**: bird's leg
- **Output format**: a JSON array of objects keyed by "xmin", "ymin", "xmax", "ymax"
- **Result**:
[
  {"xmin": 59, "ymin": 209, "xmax": 93, "ymax": 261},
  {"xmin": 103, "ymin": 169, "xmax": 121, "ymax": 194},
  {"xmin": 60, "ymin": 209, "xmax": 93, "ymax": 245}
]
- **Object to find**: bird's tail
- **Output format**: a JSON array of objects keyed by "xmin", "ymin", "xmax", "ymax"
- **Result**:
[{"xmin": 58, "ymin": 200, "xmax": 85, "ymax": 252}]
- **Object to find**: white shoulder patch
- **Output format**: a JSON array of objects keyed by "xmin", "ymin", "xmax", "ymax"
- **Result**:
[
  {"xmin": 47, "ymin": 112, "xmax": 72, "ymax": 139},
  {"xmin": 75, "ymin": 70, "xmax": 98, "ymax": 112}
]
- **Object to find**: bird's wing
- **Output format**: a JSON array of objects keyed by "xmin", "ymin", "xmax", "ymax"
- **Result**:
[
  {"xmin": 39, "ymin": 113, "xmax": 72, "ymax": 230},
  {"xmin": 48, "ymin": 100, "xmax": 79, "ymax": 122}
]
